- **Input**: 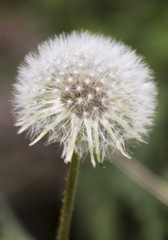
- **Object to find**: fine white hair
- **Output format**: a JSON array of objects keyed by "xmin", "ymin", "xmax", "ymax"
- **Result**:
[{"xmin": 13, "ymin": 31, "xmax": 157, "ymax": 167}]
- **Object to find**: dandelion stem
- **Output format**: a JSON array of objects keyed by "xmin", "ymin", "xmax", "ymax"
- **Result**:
[{"xmin": 56, "ymin": 152, "xmax": 80, "ymax": 240}]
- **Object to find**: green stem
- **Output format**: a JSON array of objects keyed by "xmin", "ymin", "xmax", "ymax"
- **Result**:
[{"xmin": 56, "ymin": 152, "xmax": 80, "ymax": 240}]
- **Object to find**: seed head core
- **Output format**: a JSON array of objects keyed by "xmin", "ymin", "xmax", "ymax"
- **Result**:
[{"xmin": 61, "ymin": 78, "xmax": 109, "ymax": 118}]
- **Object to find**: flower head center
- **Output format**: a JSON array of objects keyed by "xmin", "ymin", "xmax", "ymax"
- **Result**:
[{"xmin": 61, "ymin": 79, "xmax": 109, "ymax": 118}]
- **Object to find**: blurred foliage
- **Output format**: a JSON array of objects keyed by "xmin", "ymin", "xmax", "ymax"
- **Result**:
[
  {"xmin": 1, "ymin": 0, "xmax": 168, "ymax": 240},
  {"xmin": 0, "ymin": 198, "xmax": 34, "ymax": 240}
]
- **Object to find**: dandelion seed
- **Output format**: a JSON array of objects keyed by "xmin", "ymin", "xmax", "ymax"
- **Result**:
[
  {"xmin": 96, "ymin": 87, "xmax": 101, "ymax": 92},
  {"xmin": 56, "ymin": 78, "xmax": 61, "ymax": 83},
  {"xmin": 67, "ymin": 99, "xmax": 73, "ymax": 105},
  {"xmin": 85, "ymin": 78, "xmax": 90, "ymax": 84},
  {"xmin": 13, "ymin": 31, "xmax": 157, "ymax": 167},
  {"xmin": 76, "ymin": 85, "xmax": 82, "ymax": 91},
  {"xmin": 77, "ymin": 98, "xmax": 83, "ymax": 104},
  {"xmin": 87, "ymin": 93, "xmax": 93, "ymax": 100},
  {"xmin": 68, "ymin": 77, "xmax": 73, "ymax": 82}
]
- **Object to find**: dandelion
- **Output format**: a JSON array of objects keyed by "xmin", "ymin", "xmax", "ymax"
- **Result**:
[
  {"xmin": 13, "ymin": 31, "xmax": 157, "ymax": 167},
  {"xmin": 13, "ymin": 31, "xmax": 164, "ymax": 240}
]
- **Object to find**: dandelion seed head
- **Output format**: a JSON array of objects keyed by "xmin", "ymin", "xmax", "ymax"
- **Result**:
[{"xmin": 13, "ymin": 31, "xmax": 157, "ymax": 167}]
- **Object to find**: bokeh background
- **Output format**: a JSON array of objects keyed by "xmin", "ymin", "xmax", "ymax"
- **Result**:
[{"xmin": 1, "ymin": 0, "xmax": 168, "ymax": 239}]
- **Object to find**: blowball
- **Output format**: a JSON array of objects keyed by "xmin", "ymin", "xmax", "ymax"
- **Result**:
[{"xmin": 13, "ymin": 31, "xmax": 157, "ymax": 167}]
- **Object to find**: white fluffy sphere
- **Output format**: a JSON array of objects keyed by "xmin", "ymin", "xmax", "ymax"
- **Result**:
[{"xmin": 13, "ymin": 31, "xmax": 157, "ymax": 167}]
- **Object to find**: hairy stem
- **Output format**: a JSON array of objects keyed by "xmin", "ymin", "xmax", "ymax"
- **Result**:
[{"xmin": 56, "ymin": 152, "xmax": 80, "ymax": 240}]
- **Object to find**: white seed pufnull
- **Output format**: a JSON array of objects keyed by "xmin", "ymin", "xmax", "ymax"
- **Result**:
[{"xmin": 13, "ymin": 31, "xmax": 157, "ymax": 167}]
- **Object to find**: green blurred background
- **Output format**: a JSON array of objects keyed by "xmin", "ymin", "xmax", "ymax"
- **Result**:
[{"xmin": 0, "ymin": 0, "xmax": 168, "ymax": 239}]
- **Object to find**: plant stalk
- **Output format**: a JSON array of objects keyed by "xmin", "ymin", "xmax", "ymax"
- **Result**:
[{"xmin": 56, "ymin": 152, "xmax": 80, "ymax": 240}]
